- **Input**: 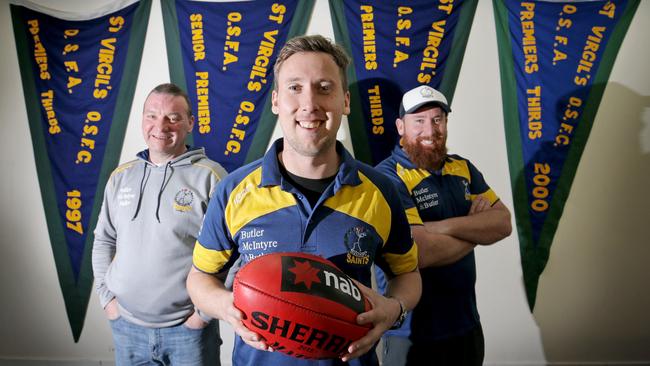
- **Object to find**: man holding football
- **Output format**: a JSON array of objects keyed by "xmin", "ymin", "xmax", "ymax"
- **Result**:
[{"xmin": 187, "ymin": 35, "xmax": 422, "ymax": 366}]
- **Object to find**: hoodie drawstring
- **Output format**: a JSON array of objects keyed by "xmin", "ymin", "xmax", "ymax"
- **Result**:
[
  {"xmin": 131, "ymin": 163, "xmax": 149, "ymax": 221},
  {"xmin": 155, "ymin": 162, "xmax": 172, "ymax": 223}
]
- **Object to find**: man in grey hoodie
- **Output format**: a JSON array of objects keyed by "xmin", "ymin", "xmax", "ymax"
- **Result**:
[{"xmin": 92, "ymin": 83, "xmax": 227, "ymax": 365}]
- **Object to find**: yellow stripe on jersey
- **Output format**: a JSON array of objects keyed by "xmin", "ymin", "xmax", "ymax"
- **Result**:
[
  {"xmin": 383, "ymin": 240, "xmax": 418, "ymax": 275},
  {"xmin": 224, "ymin": 167, "xmax": 296, "ymax": 236},
  {"xmin": 323, "ymin": 171, "xmax": 391, "ymax": 243},
  {"xmin": 405, "ymin": 206, "xmax": 423, "ymax": 225},
  {"xmin": 193, "ymin": 241, "xmax": 232, "ymax": 273},
  {"xmin": 194, "ymin": 161, "xmax": 226, "ymax": 180},
  {"xmin": 396, "ymin": 163, "xmax": 430, "ymax": 194},
  {"xmin": 110, "ymin": 160, "xmax": 138, "ymax": 178},
  {"xmin": 442, "ymin": 158, "xmax": 471, "ymax": 181},
  {"xmin": 470, "ymin": 189, "xmax": 499, "ymax": 206}
]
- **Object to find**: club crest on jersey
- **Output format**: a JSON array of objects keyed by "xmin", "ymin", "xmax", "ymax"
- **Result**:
[
  {"xmin": 280, "ymin": 256, "xmax": 364, "ymax": 313},
  {"xmin": 173, "ymin": 188, "xmax": 194, "ymax": 212},
  {"xmin": 344, "ymin": 226, "xmax": 371, "ymax": 265},
  {"xmin": 462, "ymin": 180, "xmax": 471, "ymax": 200}
]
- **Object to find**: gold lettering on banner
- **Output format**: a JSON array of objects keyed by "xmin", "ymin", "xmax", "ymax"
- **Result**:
[
  {"xmin": 393, "ymin": 6, "xmax": 412, "ymax": 68},
  {"xmin": 40, "ymin": 90, "xmax": 61, "ymax": 135},
  {"xmin": 247, "ymin": 29, "xmax": 278, "ymax": 92},
  {"xmin": 367, "ymin": 85, "xmax": 384, "ymax": 135},
  {"xmin": 552, "ymin": 4, "xmax": 576, "ymax": 65},
  {"xmin": 75, "ymin": 111, "xmax": 102, "ymax": 164},
  {"xmin": 564, "ymin": 3, "xmax": 613, "ymax": 144},
  {"xmin": 417, "ymin": 19, "xmax": 446, "ymax": 84},
  {"xmin": 224, "ymin": 101, "xmax": 254, "ymax": 156},
  {"xmin": 520, "ymin": 2, "xmax": 539, "ymax": 74},
  {"xmin": 27, "ymin": 19, "xmax": 51, "ymax": 80},
  {"xmin": 93, "ymin": 16, "xmax": 125, "ymax": 99},
  {"xmin": 359, "ymin": 5, "xmax": 377, "ymax": 70},
  {"xmin": 190, "ymin": 14, "xmax": 206, "ymax": 61},
  {"xmin": 526, "ymin": 86, "xmax": 542, "ymax": 140},
  {"xmin": 438, "ymin": 0, "xmax": 454, "ymax": 15},
  {"xmin": 63, "ymin": 28, "xmax": 83, "ymax": 94},
  {"xmin": 65, "ymin": 190, "xmax": 84, "ymax": 235},
  {"xmin": 223, "ymin": 12, "xmax": 242, "ymax": 70},
  {"xmin": 530, "ymin": 163, "xmax": 550, "ymax": 212},
  {"xmin": 554, "ymin": 96, "xmax": 582, "ymax": 147},
  {"xmin": 599, "ymin": 1, "xmax": 615, "ymax": 19},
  {"xmin": 195, "ymin": 72, "xmax": 211, "ymax": 134},
  {"xmin": 224, "ymin": 3, "xmax": 287, "ymax": 156},
  {"xmin": 574, "ymin": 26, "xmax": 606, "ymax": 86}
]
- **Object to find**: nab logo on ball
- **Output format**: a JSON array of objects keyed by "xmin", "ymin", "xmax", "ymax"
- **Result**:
[
  {"xmin": 233, "ymin": 252, "xmax": 372, "ymax": 359},
  {"xmin": 280, "ymin": 256, "xmax": 365, "ymax": 314}
]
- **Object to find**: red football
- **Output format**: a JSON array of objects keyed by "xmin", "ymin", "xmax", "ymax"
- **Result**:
[{"xmin": 233, "ymin": 252, "xmax": 372, "ymax": 359}]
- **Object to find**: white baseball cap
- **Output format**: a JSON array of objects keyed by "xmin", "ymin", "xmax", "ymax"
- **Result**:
[{"xmin": 399, "ymin": 85, "xmax": 451, "ymax": 118}]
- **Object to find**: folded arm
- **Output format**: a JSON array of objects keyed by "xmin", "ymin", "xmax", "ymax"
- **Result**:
[
  {"xmin": 411, "ymin": 224, "xmax": 476, "ymax": 268},
  {"xmin": 425, "ymin": 199, "xmax": 512, "ymax": 245}
]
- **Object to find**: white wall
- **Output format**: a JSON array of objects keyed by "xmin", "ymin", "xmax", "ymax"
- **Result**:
[{"xmin": 0, "ymin": 0, "xmax": 648, "ymax": 365}]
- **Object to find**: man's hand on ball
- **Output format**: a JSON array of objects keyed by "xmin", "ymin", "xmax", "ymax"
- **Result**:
[
  {"xmin": 224, "ymin": 291, "xmax": 272, "ymax": 352},
  {"xmin": 341, "ymin": 280, "xmax": 397, "ymax": 361}
]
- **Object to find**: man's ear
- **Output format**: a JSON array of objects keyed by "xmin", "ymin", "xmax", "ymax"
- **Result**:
[
  {"xmin": 271, "ymin": 90, "xmax": 279, "ymax": 115},
  {"xmin": 188, "ymin": 115, "xmax": 195, "ymax": 132},
  {"xmin": 396, "ymin": 118, "xmax": 405, "ymax": 136}
]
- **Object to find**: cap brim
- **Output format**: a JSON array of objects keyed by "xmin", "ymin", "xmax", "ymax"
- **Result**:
[{"xmin": 400, "ymin": 101, "xmax": 451, "ymax": 117}]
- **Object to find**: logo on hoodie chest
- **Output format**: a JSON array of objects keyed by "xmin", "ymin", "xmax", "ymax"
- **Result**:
[
  {"xmin": 174, "ymin": 188, "xmax": 194, "ymax": 212},
  {"xmin": 118, "ymin": 187, "xmax": 135, "ymax": 207}
]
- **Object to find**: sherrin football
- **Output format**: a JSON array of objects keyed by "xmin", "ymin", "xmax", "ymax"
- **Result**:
[{"xmin": 233, "ymin": 252, "xmax": 372, "ymax": 359}]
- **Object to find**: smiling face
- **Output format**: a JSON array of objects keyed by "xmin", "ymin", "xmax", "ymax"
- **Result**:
[
  {"xmin": 271, "ymin": 51, "xmax": 350, "ymax": 160},
  {"xmin": 141, "ymin": 92, "xmax": 194, "ymax": 164},
  {"xmin": 397, "ymin": 104, "xmax": 448, "ymax": 170}
]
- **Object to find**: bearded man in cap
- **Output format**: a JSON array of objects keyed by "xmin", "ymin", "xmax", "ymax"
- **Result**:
[{"xmin": 374, "ymin": 85, "xmax": 512, "ymax": 366}]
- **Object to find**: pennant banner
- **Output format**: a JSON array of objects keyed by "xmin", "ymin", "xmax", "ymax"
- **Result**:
[
  {"xmin": 162, "ymin": 0, "xmax": 314, "ymax": 172},
  {"xmin": 493, "ymin": 0, "xmax": 639, "ymax": 310},
  {"xmin": 330, "ymin": 0, "xmax": 478, "ymax": 165},
  {"xmin": 11, "ymin": 0, "xmax": 151, "ymax": 340}
]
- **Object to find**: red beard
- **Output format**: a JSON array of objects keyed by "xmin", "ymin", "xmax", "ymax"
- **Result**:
[{"xmin": 402, "ymin": 136, "xmax": 447, "ymax": 171}]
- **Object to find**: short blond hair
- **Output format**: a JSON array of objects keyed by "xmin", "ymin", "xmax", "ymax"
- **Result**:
[{"xmin": 273, "ymin": 35, "xmax": 350, "ymax": 91}]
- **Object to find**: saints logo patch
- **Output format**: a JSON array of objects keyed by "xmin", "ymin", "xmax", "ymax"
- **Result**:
[
  {"xmin": 344, "ymin": 226, "xmax": 372, "ymax": 265},
  {"xmin": 173, "ymin": 188, "xmax": 194, "ymax": 212}
]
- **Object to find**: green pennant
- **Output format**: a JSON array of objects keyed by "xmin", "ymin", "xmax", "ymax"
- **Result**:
[
  {"xmin": 493, "ymin": 0, "xmax": 640, "ymax": 310},
  {"xmin": 11, "ymin": 0, "xmax": 151, "ymax": 341}
]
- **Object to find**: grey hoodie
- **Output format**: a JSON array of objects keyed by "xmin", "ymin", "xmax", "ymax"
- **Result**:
[{"xmin": 92, "ymin": 147, "xmax": 226, "ymax": 327}]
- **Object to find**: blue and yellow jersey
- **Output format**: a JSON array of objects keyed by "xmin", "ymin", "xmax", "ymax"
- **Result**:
[
  {"xmin": 375, "ymin": 145, "xmax": 500, "ymax": 341},
  {"xmin": 193, "ymin": 139, "xmax": 417, "ymax": 366},
  {"xmin": 378, "ymin": 146, "xmax": 500, "ymax": 223}
]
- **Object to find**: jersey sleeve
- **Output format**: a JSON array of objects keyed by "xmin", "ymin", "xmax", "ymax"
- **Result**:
[
  {"xmin": 375, "ymin": 162, "xmax": 423, "ymax": 226},
  {"xmin": 467, "ymin": 159, "xmax": 500, "ymax": 205},
  {"xmin": 193, "ymin": 181, "xmax": 237, "ymax": 274},
  {"xmin": 376, "ymin": 177, "xmax": 419, "ymax": 277}
]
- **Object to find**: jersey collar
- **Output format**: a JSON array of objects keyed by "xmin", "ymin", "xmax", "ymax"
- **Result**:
[
  {"xmin": 391, "ymin": 144, "xmax": 450, "ymax": 174},
  {"xmin": 260, "ymin": 138, "xmax": 361, "ymax": 189}
]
